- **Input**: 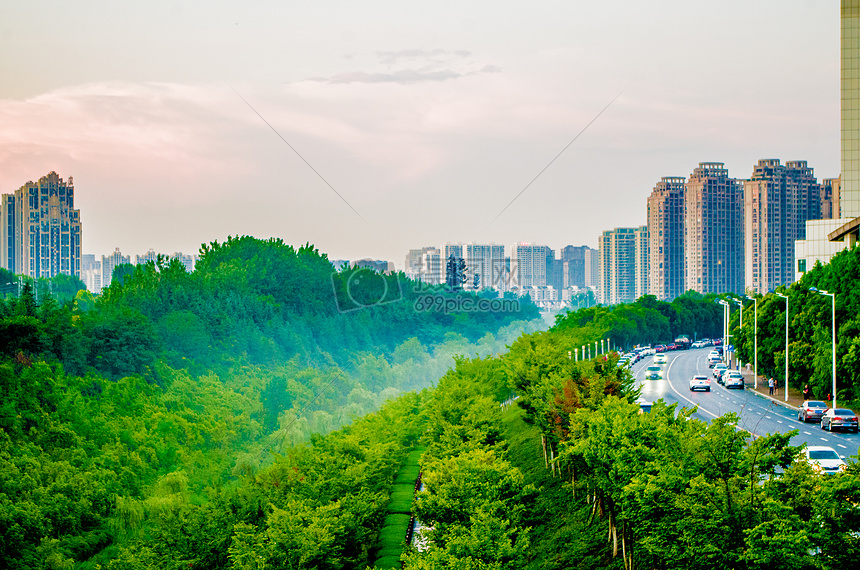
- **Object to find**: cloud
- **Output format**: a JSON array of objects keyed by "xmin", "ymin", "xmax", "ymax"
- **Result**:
[
  {"xmin": 377, "ymin": 49, "xmax": 471, "ymax": 64},
  {"xmin": 306, "ymin": 48, "xmax": 498, "ymax": 85}
]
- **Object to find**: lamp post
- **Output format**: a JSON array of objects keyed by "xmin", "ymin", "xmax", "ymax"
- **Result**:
[
  {"xmin": 810, "ymin": 287, "xmax": 837, "ymax": 409},
  {"xmin": 746, "ymin": 295, "xmax": 758, "ymax": 389},
  {"xmin": 601, "ymin": 339, "xmax": 605, "ymax": 355},
  {"xmin": 775, "ymin": 292, "xmax": 789, "ymax": 403},
  {"xmin": 717, "ymin": 299, "xmax": 730, "ymax": 365}
]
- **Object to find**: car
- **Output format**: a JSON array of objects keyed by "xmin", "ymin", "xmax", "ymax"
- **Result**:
[
  {"xmin": 690, "ymin": 375, "xmax": 710, "ymax": 392},
  {"xmin": 691, "ymin": 340, "xmax": 706, "ymax": 349},
  {"xmin": 707, "ymin": 353, "xmax": 721, "ymax": 368},
  {"xmin": 821, "ymin": 408, "xmax": 860, "ymax": 432},
  {"xmin": 803, "ymin": 446, "xmax": 847, "ymax": 475},
  {"xmin": 667, "ymin": 343, "xmax": 677, "ymax": 351},
  {"xmin": 645, "ymin": 365, "xmax": 663, "ymax": 380},
  {"xmin": 798, "ymin": 400, "xmax": 828, "ymax": 423},
  {"xmin": 712, "ymin": 363, "xmax": 727, "ymax": 381},
  {"xmin": 723, "ymin": 370, "xmax": 744, "ymax": 389},
  {"xmin": 653, "ymin": 353, "xmax": 667, "ymax": 364},
  {"xmin": 713, "ymin": 338, "xmax": 723, "ymax": 346},
  {"xmin": 655, "ymin": 344, "xmax": 666, "ymax": 353}
]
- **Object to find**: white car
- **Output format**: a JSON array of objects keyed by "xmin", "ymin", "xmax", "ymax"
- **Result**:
[
  {"xmin": 645, "ymin": 365, "xmax": 663, "ymax": 380},
  {"xmin": 803, "ymin": 446, "xmax": 847, "ymax": 475},
  {"xmin": 691, "ymin": 341, "xmax": 706, "ymax": 349},
  {"xmin": 654, "ymin": 353, "xmax": 667, "ymax": 364},
  {"xmin": 723, "ymin": 370, "xmax": 744, "ymax": 389},
  {"xmin": 689, "ymin": 375, "xmax": 710, "ymax": 392}
]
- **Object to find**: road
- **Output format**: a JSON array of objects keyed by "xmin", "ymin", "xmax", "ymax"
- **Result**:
[{"xmin": 632, "ymin": 347, "xmax": 860, "ymax": 460}]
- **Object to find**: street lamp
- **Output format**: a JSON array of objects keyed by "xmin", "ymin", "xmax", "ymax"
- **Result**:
[
  {"xmin": 717, "ymin": 299, "xmax": 730, "ymax": 365},
  {"xmin": 775, "ymin": 292, "xmax": 789, "ymax": 403},
  {"xmin": 746, "ymin": 295, "xmax": 758, "ymax": 389},
  {"xmin": 810, "ymin": 287, "xmax": 837, "ymax": 409},
  {"xmin": 601, "ymin": 339, "xmax": 605, "ymax": 355}
]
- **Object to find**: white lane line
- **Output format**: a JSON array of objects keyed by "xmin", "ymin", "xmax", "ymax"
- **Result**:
[
  {"xmin": 838, "ymin": 444, "xmax": 848, "ymax": 449},
  {"xmin": 804, "ymin": 431, "xmax": 812, "ymax": 435},
  {"xmin": 777, "ymin": 420, "xmax": 783, "ymax": 424},
  {"xmin": 662, "ymin": 357, "xmax": 718, "ymax": 419},
  {"xmin": 765, "ymin": 415, "xmax": 772, "ymax": 419},
  {"xmin": 820, "ymin": 438, "xmax": 829, "ymax": 442},
  {"xmin": 755, "ymin": 412, "xmax": 762, "ymax": 415}
]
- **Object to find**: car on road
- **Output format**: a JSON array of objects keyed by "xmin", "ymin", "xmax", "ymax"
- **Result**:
[
  {"xmin": 707, "ymin": 353, "xmax": 721, "ymax": 368},
  {"xmin": 723, "ymin": 370, "xmax": 744, "ymax": 389},
  {"xmin": 821, "ymin": 408, "xmax": 859, "ymax": 432},
  {"xmin": 691, "ymin": 340, "xmax": 706, "ymax": 348},
  {"xmin": 798, "ymin": 400, "xmax": 828, "ymax": 423},
  {"xmin": 712, "ymin": 363, "xmax": 727, "ymax": 381},
  {"xmin": 689, "ymin": 375, "xmax": 710, "ymax": 392},
  {"xmin": 653, "ymin": 353, "xmax": 668, "ymax": 364},
  {"xmin": 655, "ymin": 344, "xmax": 666, "ymax": 353},
  {"xmin": 803, "ymin": 446, "xmax": 847, "ymax": 475},
  {"xmin": 645, "ymin": 365, "xmax": 663, "ymax": 380}
]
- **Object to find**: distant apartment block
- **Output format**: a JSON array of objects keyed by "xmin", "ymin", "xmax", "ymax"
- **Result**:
[
  {"xmin": 821, "ymin": 177, "xmax": 842, "ymax": 219},
  {"xmin": 634, "ymin": 226, "xmax": 649, "ymax": 299},
  {"xmin": 463, "ymin": 243, "xmax": 506, "ymax": 291},
  {"xmin": 685, "ymin": 162, "xmax": 744, "ymax": 295},
  {"xmin": 511, "ymin": 243, "xmax": 553, "ymax": 289},
  {"xmin": 0, "ymin": 172, "xmax": 82, "ymax": 279},
  {"xmin": 81, "ymin": 254, "xmax": 102, "ymax": 292},
  {"xmin": 744, "ymin": 159, "xmax": 822, "ymax": 293},
  {"xmin": 559, "ymin": 245, "xmax": 593, "ymax": 289},
  {"xmin": 352, "ymin": 258, "xmax": 395, "ymax": 273},
  {"xmin": 584, "ymin": 247, "xmax": 599, "ymax": 291},
  {"xmin": 598, "ymin": 227, "xmax": 642, "ymax": 305},
  {"xmin": 101, "ymin": 248, "xmax": 131, "ymax": 290},
  {"xmin": 647, "ymin": 177, "xmax": 686, "ymax": 300}
]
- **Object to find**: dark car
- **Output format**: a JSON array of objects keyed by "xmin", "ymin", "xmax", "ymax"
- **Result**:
[
  {"xmin": 821, "ymin": 408, "xmax": 859, "ymax": 433},
  {"xmin": 798, "ymin": 400, "xmax": 828, "ymax": 423}
]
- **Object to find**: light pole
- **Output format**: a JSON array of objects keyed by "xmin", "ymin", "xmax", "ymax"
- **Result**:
[
  {"xmin": 810, "ymin": 287, "xmax": 837, "ymax": 409},
  {"xmin": 717, "ymin": 299, "xmax": 730, "ymax": 365},
  {"xmin": 775, "ymin": 292, "xmax": 789, "ymax": 403},
  {"xmin": 746, "ymin": 295, "xmax": 758, "ymax": 389},
  {"xmin": 601, "ymin": 339, "xmax": 605, "ymax": 355}
]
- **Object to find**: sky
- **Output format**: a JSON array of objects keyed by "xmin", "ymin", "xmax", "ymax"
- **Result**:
[{"xmin": 0, "ymin": 0, "xmax": 841, "ymax": 268}]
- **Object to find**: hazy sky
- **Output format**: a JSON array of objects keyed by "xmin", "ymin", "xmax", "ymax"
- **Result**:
[{"xmin": 0, "ymin": 0, "xmax": 840, "ymax": 267}]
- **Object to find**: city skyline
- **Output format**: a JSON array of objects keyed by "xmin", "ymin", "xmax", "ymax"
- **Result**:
[{"xmin": 0, "ymin": 1, "xmax": 840, "ymax": 264}]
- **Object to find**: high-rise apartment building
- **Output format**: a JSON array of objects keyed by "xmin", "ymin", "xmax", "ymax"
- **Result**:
[
  {"xmin": 463, "ymin": 243, "xmax": 506, "ymax": 291},
  {"xmin": 511, "ymin": 243, "xmax": 553, "ymax": 289},
  {"xmin": 584, "ymin": 248, "xmax": 599, "ymax": 291},
  {"xmin": 821, "ymin": 177, "xmax": 842, "ymax": 219},
  {"xmin": 647, "ymin": 177, "xmax": 686, "ymax": 300},
  {"xmin": 101, "ymin": 247, "xmax": 131, "ymax": 290},
  {"xmin": 81, "ymin": 254, "xmax": 102, "ymax": 293},
  {"xmin": 0, "ymin": 172, "xmax": 82, "ymax": 279},
  {"xmin": 634, "ymin": 226, "xmax": 649, "ymax": 299},
  {"xmin": 598, "ymin": 227, "xmax": 640, "ymax": 305},
  {"xmin": 559, "ymin": 245, "xmax": 591, "ymax": 289},
  {"xmin": 685, "ymin": 162, "xmax": 744, "ymax": 295},
  {"xmin": 744, "ymin": 159, "xmax": 821, "ymax": 293}
]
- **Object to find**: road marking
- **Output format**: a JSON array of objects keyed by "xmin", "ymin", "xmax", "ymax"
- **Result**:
[
  {"xmin": 820, "ymin": 438, "xmax": 829, "ymax": 442},
  {"xmin": 777, "ymin": 420, "xmax": 783, "ymax": 424},
  {"xmin": 838, "ymin": 444, "xmax": 848, "ymax": 449},
  {"xmin": 804, "ymin": 431, "xmax": 812, "ymax": 435},
  {"xmin": 765, "ymin": 415, "xmax": 772, "ymax": 419}
]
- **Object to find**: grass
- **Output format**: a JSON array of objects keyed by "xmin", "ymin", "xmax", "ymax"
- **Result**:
[
  {"xmin": 369, "ymin": 445, "xmax": 426, "ymax": 569},
  {"xmin": 499, "ymin": 405, "xmax": 612, "ymax": 570}
]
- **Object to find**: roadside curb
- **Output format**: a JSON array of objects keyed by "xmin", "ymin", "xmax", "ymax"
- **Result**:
[{"xmin": 749, "ymin": 389, "xmax": 798, "ymax": 411}]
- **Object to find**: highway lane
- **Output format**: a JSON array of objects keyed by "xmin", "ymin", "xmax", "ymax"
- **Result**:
[{"xmin": 631, "ymin": 348, "xmax": 860, "ymax": 460}]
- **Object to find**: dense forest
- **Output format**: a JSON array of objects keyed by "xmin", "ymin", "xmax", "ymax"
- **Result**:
[
  {"xmin": 3, "ymin": 238, "xmax": 860, "ymax": 568},
  {"xmin": 0, "ymin": 236, "xmax": 543, "ymax": 568}
]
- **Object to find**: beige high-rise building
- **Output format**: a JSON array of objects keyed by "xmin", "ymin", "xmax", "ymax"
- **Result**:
[
  {"xmin": 647, "ymin": 177, "xmax": 686, "ymax": 300},
  {"xmin": 685, "ymin": 162, "xmax": 744, "ymax": 295},
  {"xmin": 744, "ymin": 159, "xmax": 821, "ymax": 294},
  {"xmin": 821, "ymin": 177, "xmax": 842, "ymax": 219},
  {"xmin": 0, "ymin": 172, "xmax": 82, "ymax": 279}
]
